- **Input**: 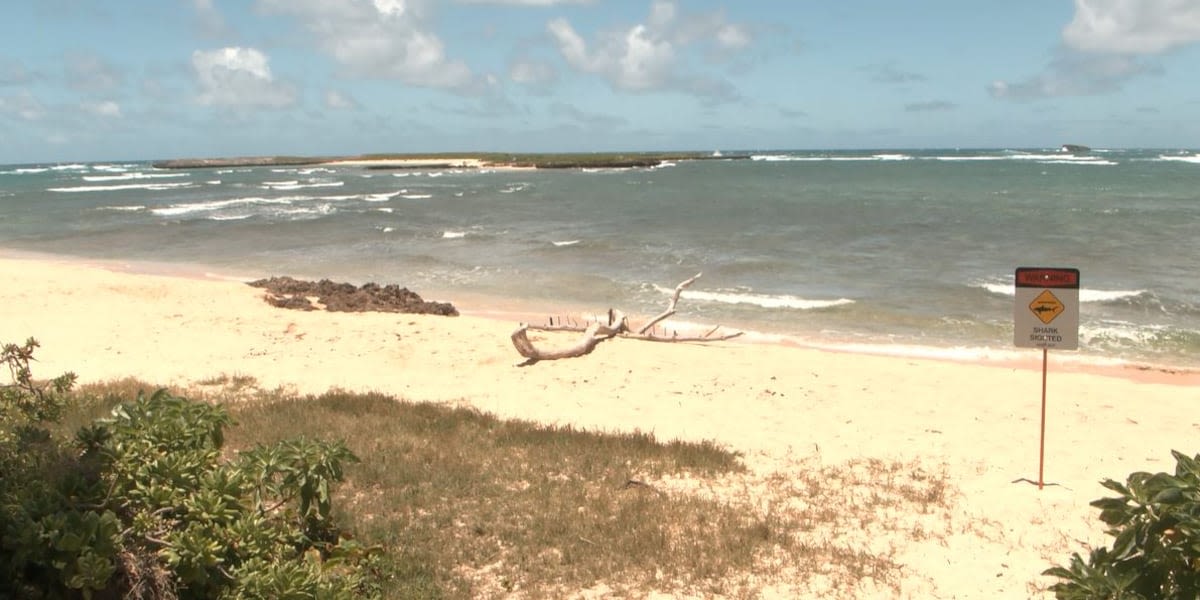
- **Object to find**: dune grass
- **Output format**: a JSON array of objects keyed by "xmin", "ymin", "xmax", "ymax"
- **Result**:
[{"xmin": 63, "ymin": 376, "xmax": 957, "ymax": 599}]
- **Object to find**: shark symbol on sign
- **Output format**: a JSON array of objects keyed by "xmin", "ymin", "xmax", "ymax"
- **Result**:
[{"xmin": 1029, "ymin": 290, "xmax": 1065, "ymax": 324}]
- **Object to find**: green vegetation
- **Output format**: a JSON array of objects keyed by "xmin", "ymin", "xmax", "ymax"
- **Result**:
[
  {"xmin": 1, "ymin": 339, "xmax": 378, "ymax": 598},
  {"xmin": 5, "ymin": 339, "xmax": 959, "ymax": 598},
  {"xmin": 1044, "ymin": 450, "xmax": 1200, "ymax": 599}
]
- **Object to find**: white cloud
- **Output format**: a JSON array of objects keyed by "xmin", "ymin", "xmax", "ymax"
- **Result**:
[
  {"xmin": 0, "ymin": 57, "xmax": 34, "ymax": 86},
  {"xmin": 257, "ymin": 0, "xmax": 476, "ymax": 91},
  {"xmin": 0, "ymin": 90, "xmax": 46, "ymax": 120},
  {"xmin": 988, "ymin": 53, "xmax": 1159, "ymax": 100},
  {"xmin": 991, "ymin": 0, "xmax": 1189, "ymax": 102},
  {"xmin": 192, "ymin": 47, "xmax": 298, "ymax": 109},
  {"xmin": 615, "ymin": 25, "xmax": 675, "ymax": 90},
  {"xmin": 66, "ymin": 55, "xmax": 122, "ymax": 93},
  {"xmin": 509, "ymin": 59, "xmax": 557, "ymax": 86},
  {"xmin": 715, "ymin": 24, "xmax": 751, "ymax": 50},
  {"xmin": 82, "ymin": 100, "xmax": 122, "ymax": 118},
  {"xmin": 454, "ymin": 0, "xmax": 594, "ymax": 4},
  {"xmin": 324, "ymin": 89, "xmax": 360, "ymax": 110},
  {"xmin": 546, "ymin": 0, "xmax": 750, "ymax": 99},
  {"xmin": 1063, "ymin": 0, "xmax": 1200, "ymax": 54},
  {"xmin": 192, "ymin": 0, "xmax": 233, "ymax": 39}
]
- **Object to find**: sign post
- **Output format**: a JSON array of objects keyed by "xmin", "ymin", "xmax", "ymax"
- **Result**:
[{"xmin": 1013, "ymin": 267, "xmax": 1079, "ymax": 490}]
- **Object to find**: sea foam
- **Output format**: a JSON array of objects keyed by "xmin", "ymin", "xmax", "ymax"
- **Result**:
[
  {"xmin": 976, "ymin": 280, "xmax": 1144, "ymax": 303},
  {"xmin": 655, "ymin": 286, "xmax": 854, "ymax": 310},
  {"xmin": 151, "ymin": 196, "xmax": 302, "ymax": 217},
  {"xmin": 49, "ymin": 182, "xmax": 194, "ymax": 193},
  {"xmin": 82, "ymin": 172, "xmax": 189, "ymax": 182}
]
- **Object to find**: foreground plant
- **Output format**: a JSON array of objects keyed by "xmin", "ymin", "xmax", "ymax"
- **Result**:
[
  {"xmin": 0, "ymin": 338, "xmax": 380, "ymax": 598},
  {"xmin": 1044, "ymin": 450, "xmax": 1200, "ymax": 599}
]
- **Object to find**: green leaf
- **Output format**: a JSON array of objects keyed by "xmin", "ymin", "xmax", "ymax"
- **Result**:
[
  {"xmin": 1100, "ymin": 478, "xmax": 1131, "ymax": 497},
  {"xmin": 1151, "ymin": 487, "xmax": 1184, "ymax": 505},
  {"xmin": 1091, "ymin": 497, "xmax": 1129, "ymax": 511},
  {"xmin": 1111, "ymin": 526, "xmax": 1139, "ymax": 560}
]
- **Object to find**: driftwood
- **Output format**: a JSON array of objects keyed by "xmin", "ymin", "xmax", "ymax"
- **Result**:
[{"xmin": 510, "ymin": 273, "xmax": 743, "ymax": 366}]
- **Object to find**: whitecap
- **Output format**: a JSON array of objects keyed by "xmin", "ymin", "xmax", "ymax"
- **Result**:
[
  {"xmin": 277, "ymin": 203, "xmax": 335, "ymax": 218},
  {"xmin": 151, "ymin": 196, "xmax": 301, "ymax": 217},
  {"xmin": 96, "ymin": 205, "xmax": 146, "ymax": 212},
  {"xmin": 655, "ymin": 285, "xmax": 853, "ymax": 310},
  {"xmin": 1158, "ymin": 154, "xmax": 1200, "ymax": 164},
  {"xmin": 975, "ymin": 279, "xmax": 1143, "ymax": 303},
  {"xmin": 364, "ymin": 191, "xmax": 401, "ymax": 202},
  {"xmin": 1037, "ymin": 159, "xmax": 1117, "ymax": 166},
  {"xmin": 979, "ymin": 282, "xmax": 1013, "ymax": 296},
  {"xmin": 1081, "ymin": 288, "xmax": 1146, "ymax": 303},
  {"xmin": 82, "ymin": 172, "xmax": 189, "ymax": 182},
  {"xmin": 442, "ymin": 231, "xmax": 467, "ymax": 239},
  {"xmin": 90, "ymin": 164, "xmax": 136, "ymax": 172},
  {"xmin": 262, "ymin": 179, "xmax": 344, "ymax": 191},
  {"xmin": 928, "ymin": 155, "xmax": 1009, "ymax": 162},
  {"xmin": 750, "ymin": 154, "xmax": 882, "ymax": 162},
  {"xmin": 403, "ymin": 194, "xmax": 433, "ymax": 199},
  {"xmin": 49, "ymin": 182, "xmax": 194, "ymax": 193},
  {"xmin": 552, "ymin": 240, "xmax": 580, "ymax": 247}
]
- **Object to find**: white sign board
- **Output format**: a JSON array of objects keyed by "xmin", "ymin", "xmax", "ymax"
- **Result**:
[{"xmin": 1014, "ymin": 267, "xmax": 1079, "ymax": 350}]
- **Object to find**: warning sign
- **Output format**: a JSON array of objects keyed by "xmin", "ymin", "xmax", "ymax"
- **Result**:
[
  {"xmin": 1014, "ymin": 267, "xmax": 1079, "ymax": 350},
  {"xmin": 1029, "ymin": 290, "xmax": 1065, "ymax": 324}
]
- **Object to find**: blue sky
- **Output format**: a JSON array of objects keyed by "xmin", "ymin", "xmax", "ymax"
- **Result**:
[{"xmin": 2, "ymin": 0, "xmax": 1199, "ymax": 163}]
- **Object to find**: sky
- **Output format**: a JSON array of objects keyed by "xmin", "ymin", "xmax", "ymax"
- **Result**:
[{"xmin": 2, "ymin": 0, "xmax": 1199, "ymax": 163}]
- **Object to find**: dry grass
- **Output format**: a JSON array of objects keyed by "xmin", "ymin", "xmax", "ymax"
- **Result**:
[{"xmin": 63, "ymin": 376, "xmax": 960, "ymax": 599}]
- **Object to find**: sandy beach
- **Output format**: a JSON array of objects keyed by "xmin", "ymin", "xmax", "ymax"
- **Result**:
[{"xmin": 3, "ymin": 253, "xmax": 1198, "ymax": 598}]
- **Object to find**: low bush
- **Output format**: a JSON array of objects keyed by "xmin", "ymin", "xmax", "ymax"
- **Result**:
[
  {"xmin": 1044, "ymin": 450, "xmax": 1200, "ymax": 599},
  {"xmin": 0, "ymin": 338, "xmax": 379, "ymax": 598}
]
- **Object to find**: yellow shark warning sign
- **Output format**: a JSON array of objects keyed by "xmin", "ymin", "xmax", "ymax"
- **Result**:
[
  {"xmin": 1029, "ymin": 290, "xmax": 1065, "ymax": 324},
  {"xmin": 1014, "ymin": 267, "xmax": 1079, "ymax": 350}
]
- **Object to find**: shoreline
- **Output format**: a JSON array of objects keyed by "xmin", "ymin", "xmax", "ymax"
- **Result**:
[
  {"xmin": 3, "ymin": 247, "xmax": 1196, "ymax": 387},
  {"xmin": 5, "ymin": 251, "xmax": 1200, "ymax": 596}
]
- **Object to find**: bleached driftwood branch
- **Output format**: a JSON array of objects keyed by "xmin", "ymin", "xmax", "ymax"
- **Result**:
[{"xmin": 509, "ymin": 273, "xmax": 743, "ymax": 366}]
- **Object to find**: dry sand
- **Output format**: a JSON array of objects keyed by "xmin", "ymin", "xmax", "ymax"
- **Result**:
[{"xmin": 3, "ymin": 253, "xmax": 1198, "ymax": 598}]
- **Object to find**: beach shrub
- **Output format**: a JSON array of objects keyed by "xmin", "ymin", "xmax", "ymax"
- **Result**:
[
  {"xmin": 0, "ymin": 338, "xmax": 381, "ymax": 598},
  {"xmin": 1044, "ymin": 450, "xmax": 1200, "ymax": 599}
]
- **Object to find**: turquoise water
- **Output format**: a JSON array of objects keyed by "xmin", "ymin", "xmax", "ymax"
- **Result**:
[{"xmin": 2, "ymin": 148, "xmax": 1198, "ymax": 368}]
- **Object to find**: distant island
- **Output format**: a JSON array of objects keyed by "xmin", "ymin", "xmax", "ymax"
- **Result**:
[{"xmin": 151, "ymin": 151, "xmax": 748, "ymax": 170}]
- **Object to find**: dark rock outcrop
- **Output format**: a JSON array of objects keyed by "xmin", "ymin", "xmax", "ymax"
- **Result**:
[{"xmin": 248, "ymin": 276, "xmax": 458, "ymax": 316}]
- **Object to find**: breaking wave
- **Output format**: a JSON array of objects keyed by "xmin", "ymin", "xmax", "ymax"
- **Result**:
[
  {"xmin": 49, "ymin": 182, "xmax": 194, "ymax": 193},
  {"xmin": 655, "ymin": 286, "xmax": 854, "ymax": 310}
]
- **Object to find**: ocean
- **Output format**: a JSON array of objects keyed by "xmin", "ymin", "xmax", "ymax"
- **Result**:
[{"xmin": 2, "ymin": 148, "xmax": 1198, "ymax": 369}]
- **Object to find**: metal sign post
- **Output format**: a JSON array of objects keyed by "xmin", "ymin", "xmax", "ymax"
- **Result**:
[{"xmin": 1013, "ymin": 267, "xmax": 1080, "ymax": 489}]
